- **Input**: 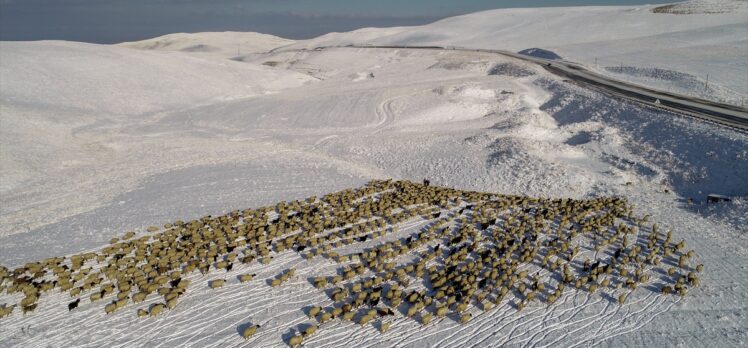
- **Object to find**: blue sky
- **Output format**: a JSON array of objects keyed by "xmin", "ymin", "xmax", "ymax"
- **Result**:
[{"xmin": 0, "ymin": 0, "xmax": 670, "ymax": 43}]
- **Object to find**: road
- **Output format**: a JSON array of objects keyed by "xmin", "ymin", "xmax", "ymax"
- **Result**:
[{"xmin": 337, "ymin": 45, "xmax": 748, "ymax": 132}]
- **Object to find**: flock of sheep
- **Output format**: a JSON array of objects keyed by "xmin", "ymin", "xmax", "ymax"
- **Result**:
[{"xmin": 0, "ymin": 179, "xmax": 701, "ymax": 346}]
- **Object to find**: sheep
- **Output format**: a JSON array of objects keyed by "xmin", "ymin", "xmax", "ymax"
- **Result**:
[
  {"xmin": 104, "ymin": 302, "xmax": 117, "ymax": 314},
  {"xmin": 241, "ymin": 324, "xmax": 260, "ymax": 339},
  {"xmin": 314, "ymin": 277, "xmax": 327, "ymax": 289},
  {"xmin": 319, "ymin": 311, "xmax": 333, "ymax": 323},
  {"xmin": 358, "ymin": 313, "xmax": 374, "ymax": 327},
  {"xmin": 421, "ymin": 313, "xmax": 433, "ymax": 325},
  {"xmin": 89, "ymin": 291, "xmax": 103, "ymax": 302},
  {"xmin": 377, "ymin": 308, "xmax": 395, "ymax": 316},
  {"xmin": 436, "ymin": 305, "xmax": 448, "ymax": 318},
  {"xmin": 459, "ymin": 313, "xmax": 472, "ymax": 324},
  {"xmin": 366, "ymin": 308, "xmax": 378, "ymax": 317},
  {"xmin": 342, "ymin": 311, "xmax": 356, "ymax": 321},
  {"xmin": 22, "ymin": 304, "xmax": 37, "ymax": 314},
  {"xmin": 0, "ymin": 304, "xmax": 15, "ymax": 318},
  {"xmin": 482, "ymin": 301, "xmax": 494, "ymax": 311},
  {"xmin": 288, "ymin": 334, "xmax": 304, "ymax": 347},
  {"xmin": 308, "ymin": 306, "xmax": 322, "ymax": 318},
  {"xmin": 379, "ymin": 321, "xmax": 391, "ymax": 333},
  {"xmin": 150, "ymin": 303, "xmax": 165, "ymax": 316},
  {"xmin": 133, "ymin": 292, "xmax": 148, "ymax": 303},
  {"xmin": 331, "ymin": 288, "xmax": 348, "ymax": 301},
  {"xmin": 68, "ymin": 298, "xmax": 80, "ymax": 311},
  {"xmin": 303, "ymin": 324, "xmax": 317, "ymax": 337},
  {"xmin": 210, "ymin": 279, "xmax": 226, "ymax": 289},
  {"xmin": 115, "ymin": 298, "xmax": 128, "ymax": 309},
  {"xmin": 137, "ymin": 309, "xmax": 148, "ymax": 317},
  {"xmin": 239, "ymin": 274, "xmax": 256, "ymax": 283}
]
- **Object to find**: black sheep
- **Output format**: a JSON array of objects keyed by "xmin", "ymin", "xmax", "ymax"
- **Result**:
[
  {"xmin": 614, "ymin": 248, "xmax": 622, "ymax": 259},
  {"xmin": 377, "ymin": 308, "xmax": 395, "ymax": 316},
  {"xmin": 68, "ymin": 298, "xmax": 80, "ymax": 311}
]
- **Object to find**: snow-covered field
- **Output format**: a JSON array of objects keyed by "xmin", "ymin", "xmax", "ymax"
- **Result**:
[{"xmin": 1, "ymin": 0, "xmax": 747, "ymax": 347}]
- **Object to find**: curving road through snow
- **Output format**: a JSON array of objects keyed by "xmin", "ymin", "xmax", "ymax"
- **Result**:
[{"xmin": 344, "ymin": 45, "xmax": 748, "ymax": 131}]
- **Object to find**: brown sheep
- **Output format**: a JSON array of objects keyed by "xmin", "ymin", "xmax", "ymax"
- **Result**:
[
  {"xmin": 288, "ymin": 334, "xmax": 303, "ymax": 347},
  {"xmin": 241, "ymin": 324, "xmax": 260, "ymax": 339},
  {"xmin": 303, "ymin": 324, "xmax": 317, "ymax": 337},
  {"xmin": 150, "ymin": 303, "xmax": 165, "ymax": 316},
  {"xmin": 210, "ymin": 279, "xmax": 225, "ymax": 289}
]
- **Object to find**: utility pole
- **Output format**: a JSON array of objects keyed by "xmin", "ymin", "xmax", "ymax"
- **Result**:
[{"xmin": 704, "ymin": 74, "xmax": 709, "ymax": 91}]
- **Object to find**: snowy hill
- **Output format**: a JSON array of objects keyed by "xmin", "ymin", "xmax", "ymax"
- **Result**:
[
  {"xmin": 118, "ymin": 32, "xmax": 294, "ymax": 58},
  {"xmin": 0, "ymin": 40, "xmax": 313, "ymax": 240},
  {"xmin": 287, "ymin": 0, "xmax": 748, "ymax": 102},
  {"xmin": 0, "ymin": 40, "xmax": 311, "ymax": 116}
]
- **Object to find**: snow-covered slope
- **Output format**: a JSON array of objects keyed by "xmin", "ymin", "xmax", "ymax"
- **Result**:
[
  {"xmin": 0, "ymin": 40, "xmax": 314, "ymax": 240},
  {"xmin": 287, "ymin": 0, "xmax": 748, "ymax": 102},
  {"xmin": 0, "ymin": 40, "xmax": 311, "ymax": 115},
  {"xmin": 118, "ymin": 32, "xmax": 294, "ymax": 58}
]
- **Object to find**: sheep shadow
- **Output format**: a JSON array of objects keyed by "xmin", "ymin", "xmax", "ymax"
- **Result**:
[
  {"xmin": 208, "ymin": 279, "xmax": 225, "ymax": 289},
  {"xmin": 373, "ymin": 319, "xmax": 388, "ymax": 333},
  {"xmin": 599, "ymin": 291, "xmax": 619, "ymax": 304},
  {"xmin": 280, "ymin": 328, "xmax": 300, "ymax": 346},
  {"xmin": 296, "ymin": 322, "xmax": 316, "ymax": 333},
  {"xmin": 446, "ymin": 311, "xmax": 467, "ymax": 323}
]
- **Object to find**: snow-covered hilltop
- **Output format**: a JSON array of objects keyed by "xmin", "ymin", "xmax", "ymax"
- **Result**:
[
  {"xmin": 1, "ymin": 1, "xmax": 747, "ymax": 347},
  {"xmin": 118, "ymin": 32, "xmax": 294, "ymax": 58}
]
